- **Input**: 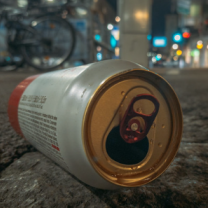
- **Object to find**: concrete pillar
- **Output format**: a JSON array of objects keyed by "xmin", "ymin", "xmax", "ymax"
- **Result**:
[
  {"xmin": 199, "ymin": 46, "xmax": 206, "ymax": 67},
  {"xmin": 118, "ymin": 0, "xmax": 152, "ymax": 68}
]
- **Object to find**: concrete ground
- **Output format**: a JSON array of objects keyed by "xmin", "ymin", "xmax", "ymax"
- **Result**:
[{"xmin": 0, "ymin": 68, "xmax": 208, "ymax": 208}]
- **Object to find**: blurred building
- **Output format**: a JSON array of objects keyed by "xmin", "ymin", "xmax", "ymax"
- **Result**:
[
  {"xmin": 149, "ymin": 0, "xmax": 208, "ymax": 68},
  {"xmin": 170, "ymin": 0, "xmax": 208, "ymax": 68}
]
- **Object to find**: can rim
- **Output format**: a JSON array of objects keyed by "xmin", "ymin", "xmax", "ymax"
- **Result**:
[{"xmin": 82, "ymin": 68, "xmax": 183, "ymax": 187}]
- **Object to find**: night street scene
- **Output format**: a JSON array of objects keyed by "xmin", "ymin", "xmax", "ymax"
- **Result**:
[{"xmin": 0, "ymin": 0, "xmax": 208, "ymax": 207}]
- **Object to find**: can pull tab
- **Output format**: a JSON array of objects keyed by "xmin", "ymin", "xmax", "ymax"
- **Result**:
[{"xmin": 120, "ymin": 94, "xmax": 160, "ymax": 144}]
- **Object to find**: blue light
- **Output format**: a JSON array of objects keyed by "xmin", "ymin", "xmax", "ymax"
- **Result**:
[
  {"xmin": 95, "ymin": 34, "xmax": 101, "ymax": 41},
  {"xmin": 153, "ymin": 37, "xmax": 167, "ymax": 47},
  {"xmin": 110, "ymin": 35, "xmax": 117, "ymax": 48},
  {"xmin": 74, "ymin": 61, "xmax": 83, "ymax": 66},
  {"xmin": 155, "ymin": 54, "xmax": 162, "ymax": 61},
  {"xmin": 5, "ymin": 57, "xmax": 11, "ymax": 61},
  {"xmin": 173, "ymin": 33, "xmax": 183, "ymax": 43},
  {"xmin": 113, "ymin": 26, "xmax": 119, "ymax": 30},
  {"xmin": 97, "ymin": 53, "xmax": 102, "ymax": 61},
  {"xmin": 147, "ymin": 34, "xmax": 152, "ymax": 41}
]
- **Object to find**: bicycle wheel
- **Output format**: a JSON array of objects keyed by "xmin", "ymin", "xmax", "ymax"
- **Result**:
[{"xmin": 21, "ymin": 15, "xmax": 76, "ymax": 71}]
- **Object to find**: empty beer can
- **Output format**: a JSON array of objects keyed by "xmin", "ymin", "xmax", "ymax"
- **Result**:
[{"xmin": 8, "ymin": 60, "xmax": 183, "ymax": 189}]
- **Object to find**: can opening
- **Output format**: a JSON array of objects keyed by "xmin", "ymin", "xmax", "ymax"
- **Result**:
[
  {"xmin": 83, "ymin": 68, "xmax": 183, "ymax": 187},
  {"xmin": 106, "ymin": 126, "xmax": 149, "ymax": 165}
]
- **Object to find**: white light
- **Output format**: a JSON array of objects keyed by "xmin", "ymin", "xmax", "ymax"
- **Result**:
[
  {"xmin": 172, "ymin": 44, "xmax": 179, "ymax": 50},
  {"xmin": 115, "ymin": 16, "xmax": 121, "ymax": 23},
  {"xmin": 197, "ymin": 40, "xmax": 203, "ymax": 45},
  {"xmin": 152, "ymin": 57, "xmax": 156, "ymax": 63},
  {"xmin": 157, "ymin": 54, "xmax": 162, "ymax": 59},
  {"xmin": 107, "ymin": 24, "xmax": 114, "ymax": 30}
]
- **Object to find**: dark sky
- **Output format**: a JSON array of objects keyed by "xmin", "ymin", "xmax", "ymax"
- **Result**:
[{"xmin": 152, "ymin": 0, "xmax": 172, "ymax": 36}]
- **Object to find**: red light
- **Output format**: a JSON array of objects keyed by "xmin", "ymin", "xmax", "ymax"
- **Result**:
[
  {"xmin": 205, "ymin": 19, "xmax": 208, "ymax": 25},
  {"xmin": 183, "ymin": 32, "xmax": 191, "ymax": 38}
]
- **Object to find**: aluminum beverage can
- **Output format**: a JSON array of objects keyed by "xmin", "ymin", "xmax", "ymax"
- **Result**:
[{"xmin": 8, "ymin": 60, "xmax": 183, "ymax": 189}]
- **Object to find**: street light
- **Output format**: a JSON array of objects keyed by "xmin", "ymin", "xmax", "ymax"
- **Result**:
[
  {"xmin": 172, "ymin": 44, "xmax": 179, "ymax": 50},
  {"xmin": 197, "ymin": 40, "xmax": 203, "ymax": 49},
  {"xmin": 197, "ymin": 44, "xmax": 203, "ymax": 49},
  {"xmin": 115, "ymin": 16, "xmax": 121, "ymax": 23},
  {"xmin": 176, "ymin": 50, "xmax": 182, "ymax": 56},
  {"xmin": 152, "ymin": 57, "xmax": 156, "ymax": 63},
  {"xmin": 107, "ymin": 24, "xmax": 114, "ymax": 30},
  {"xmin": 197, "ymin": 40, "xmax": 203, "ymax": 45}
]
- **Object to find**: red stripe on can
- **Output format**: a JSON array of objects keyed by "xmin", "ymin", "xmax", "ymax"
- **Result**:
[
  {"xmin": 7, "ymin": 75, "xmax": 40, "ymax": 137},
  {"xmin": 52, "ymin": 144, "xmax": 60, "ymax": 151}
]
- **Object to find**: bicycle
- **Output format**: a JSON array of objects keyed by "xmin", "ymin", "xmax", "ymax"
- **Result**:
[{"xmin": 0, "ymin": 0, "xmax": 76, "ymax": 71}]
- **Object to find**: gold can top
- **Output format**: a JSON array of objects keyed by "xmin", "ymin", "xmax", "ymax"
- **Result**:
[{"xmin": 83, "ymin": 68, "xmax": 183, "ymax": 187}]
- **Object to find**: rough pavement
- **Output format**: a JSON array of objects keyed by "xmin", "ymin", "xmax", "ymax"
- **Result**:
[
  {"xmin": 0, "ymin": 69, "xmax": 208, "ymax": 208},
  {"xmin": 0, "ymin": 73, "xmax": 37, "ymax": 172}
]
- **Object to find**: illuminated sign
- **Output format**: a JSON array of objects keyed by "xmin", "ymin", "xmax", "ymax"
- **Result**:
[{"xmin": 153, "ymin": 37, "xmax": 167, "ymax": 47}]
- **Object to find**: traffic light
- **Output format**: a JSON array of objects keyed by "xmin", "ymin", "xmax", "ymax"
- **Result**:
[
  {"xmin": 173, "ymin": 33, "xmax": 183, "ymax": 43},
  {"xmin": 183, "ymin": 32, "xmax": 191, "ymax": 39},
  {"xmin": 196, "ymin": 40, "xmax": 203, "ymax": 49},
  {"xmin": 176, "ymin": 50, "xmax": 182, "ymax": 56}
]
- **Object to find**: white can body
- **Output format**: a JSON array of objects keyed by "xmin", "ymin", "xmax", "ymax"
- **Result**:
[{"xmin": 8, "ymin": 60, "xmax": 145, "ymax": 189}]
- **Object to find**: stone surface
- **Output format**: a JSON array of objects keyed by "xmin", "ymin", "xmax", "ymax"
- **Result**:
[
  {"xmin": 0, "ymin": 152, "xmax": 108, "ymax": 208},
  {"xmin": 0, "ymin": 73, "xmax": 37, "ymax": 172},
  {"xmin": 0, "ymin": 69, "xmax": 208, "ymax": 207}
]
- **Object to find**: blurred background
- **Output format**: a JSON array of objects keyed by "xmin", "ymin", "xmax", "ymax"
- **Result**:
[
  {"xmin": 0, "ymin": 0, "xmax": 207, "ymax": 71},
  {"xmin": 0, "ymin": 1, "xmax": 208, "ymax": 207}
]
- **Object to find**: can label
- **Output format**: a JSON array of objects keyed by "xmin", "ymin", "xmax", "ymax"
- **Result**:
[
  {"xmin": 18, "ymin": 105, "xmax": 66, "ymax": 167},
  {"xmin": 8, "ymin": 66, "xmax": 89, "ymax": 171}
]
